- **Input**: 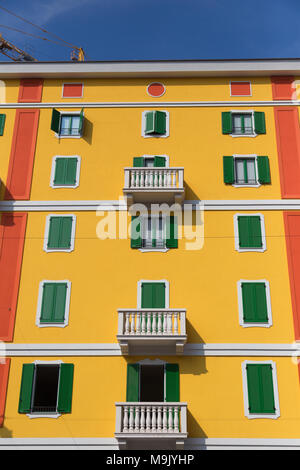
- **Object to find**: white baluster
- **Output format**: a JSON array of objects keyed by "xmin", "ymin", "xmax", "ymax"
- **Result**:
[
  {"xmin": 134, "ymin": 406, "xmax": 140, "ymax": 432},
  {"xmin": 172, "ymin": 170, "xmax": 176, "ymax": 188},
  {"xmin": 152, "ymin": 312, "xmax": 157, "ymax": 335},
  {"xmin": 125, "ymin": 313, "xmax": 130, "ymax": 335},
  {"xmin": 131, "ymin": 170, "xmax": 135, "ymax": 188},
  {"xmin": 130, "ymin": 313, "xmax": 135, "ymax": 335},
  {"xmin": 149, "ymin": 170, "xmax": 153, "ymax": 188},
  {"xmin": 151, "ymin": 406, "xmax": 157, "ymax": 433},
  {"xmin": 123, "ymin": 406, "xmax": 129, "ymax": 432},
  {"xmin": 154, "ymin": 171, "xmax": 158, "ymax": 188},
  {"xmin": 157, "ymin": 312, "xmax": 162, "ymax": 335},
  {"xmin": 159, "ymin": 170, "xmax": 163, "ymax": 187},
  {"xmin": 168, "ymin": 406, "xmax": 173, "ymax": 432},
  {"xmin": 174, "ymin": 406, "xmax": 179, "ymax": 432},
  {"xmin": 136, "ymin": 312, "xmax": 141, "ymax": 335},
  {"xmin": 145, "ymin": 170, "xmax": 150, "ymax": 187},
  {"xmin": 167, "ymin": 313, "xmax": 172, "ymax": 335},
  {"xmin": 163, "ymin": 313, "xmax": 168, "ymax": 335},
  {"xmin": 129, "ymin": 406, "xmax": 135, "ymax": 432},
  {"xmin": 147, "ymin": 312, "xmax": 152, "ymax": 334},
  {"xmin": 162, "ymin": 407, "xmax": 168, "ymax": 432},
  {"xmin": 141, "ymin": 312, "xmax": 146, "ymax": 335},
  {"xmin": 140, "ymin": 170, "xmax": 144, "ymax": 188},
  {"xmin": 157, "ymin": 406, "xmax": 162, "ymax": 432},
  {"xmin": 140, "ymin": 406, "xmax": 145, "ymax": 433},
  {"xmin": 146, "ymin": 406, "xmax": 151, "ymax": 432},
  {"xmin": 167, "ymin": 170, "xmax": 172, "ymax": 187},
  {"xmin": 174, "ymin": 312, "xmax": 179, "ymax": 335}
]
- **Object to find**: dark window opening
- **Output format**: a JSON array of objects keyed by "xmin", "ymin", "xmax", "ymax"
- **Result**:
[
  {"xmin": 32, "ymin": 365, "xmax": 60, "ymax": 413},
  {"xmin": 140, "ymin": 365, "xmax": 164, "ymax": 402}
]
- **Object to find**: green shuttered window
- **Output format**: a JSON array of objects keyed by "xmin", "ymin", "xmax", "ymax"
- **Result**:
[
  {"xmin": 237, "ymin": 216, "xmax": 263, "ymax": 249},
  {"xmin": 222, "ymin": 111, "xmax": 266, "ymax": 135},
  {"xmin": 133, "ymin": 156, "xmax": 167, "ymax": 167},
  {"xmin": 18, "ymin": 363, "xmax": 74, "ymax": 414},
  {"xmin": 0, "ymin": 114, "xmax": 6, "ymax": 136},
  {"xmin": 246, "ymin": 364, "xmax": 276, "ymax": 415},
  {"xmin": 144, "ymin": 111, "xmax": 167, "ymax": 136},
  {"xmin": 53, "ymin": 157, "xmax": 79, "ymax": 187},
  {"xmin": 46, "ymin": 216, "xmax": 74, "ymax": 251},
  {"xmin": 130, "ymin": 215, "xmax": 178, "ymax": 250},
  {"xmin": 51, "ymin": 108, "xmax": 84, "ymax": 137},
  {"xmin": 223, "ymin": 156, "xmax": 270, "ymax": 185},
  {"xmin": 40, "ymin": 282, "xmax": 68, "ymax": 324},
  {"xmin": 141, "ymin": 282, "xmax": 166, "ymax": 308},
  {"xmin": 241, "ymin": 282, "xmax": 269, "ymax": 324}
]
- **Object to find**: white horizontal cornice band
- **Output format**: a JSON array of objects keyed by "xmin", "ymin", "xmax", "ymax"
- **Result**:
[
  {"xmin": 3, "ymin": 343, "xmax": 299, "ymax": 357},
  {"xmin": 1, "ymin": 200, "xmax": 300, "ymax": 212},
  {"xmin": 0, "ymin": 100, "xmax": 300, "ymax": 109}
]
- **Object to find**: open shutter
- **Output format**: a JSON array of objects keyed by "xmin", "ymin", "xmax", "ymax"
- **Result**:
[
  {"xmin": 0, "ymin": 114, "xmax": 6, "ymax": 136},
  {"xmin": 165, "ymin": 364, "xmax": 179, "ymax": 402},
  {"xmin": 78, "ymin": 108, "xmax": 84, "ymax": 135},
  {"xmin": 145, "ymin": 111, "xmax": 155, "ymax": 134},
  {"xmin": 133, "ymin": 157, "xmax": 145, "ymax": 167},
  {"xmin": 222, "ymin": 112, "xmax": 232, "ymax": 134},
  {"xmin": 154, "ymin": 156, "xmax": 166, "ymax": 167},
  {"xmin": 18, "ymin": 364, "xmax": 35, "ymax": 413},
  {"xmin": 131, "ymin": 216, "xmax": 142, "ymax": 249},
  {"xmin": 242, "ymin": 283, "xmax": 268, "ymax": 323},
  {"xmin": 154, "ymin": 111, "xmax": 166, "ymax": 135},
  {"xmin": 254, "ymin": 112, "xmax": 266, "ymax": 134},
  {"xmin": 246, "ymin": 364, "xmax": 275, "ymax": 414},
  {"xmin": 223, "ymin": 156, "xmax": 235, "ymax": 184},
  {"xmin": 57, "ymin": 364, "xmax": 74, "ymax": 413},
  {"xmin": 166, "ymin": 215, "xmax": 178, "ymax": 248},
  {"xmin": 257, "ymin": 156, "xmax": 271, "ymax": 184},
  {"xmin": 51, "ymin": 109, "xmax": 61, "ymax": 133},
  {"xmin": 126, "ymin": 364, "xmax": 139, "ymax": 402}
]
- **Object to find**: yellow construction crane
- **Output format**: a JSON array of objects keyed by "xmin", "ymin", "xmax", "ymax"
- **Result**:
[{"xmin": 0, "ymin": 5, "xmax": 85, "ymax": 62}]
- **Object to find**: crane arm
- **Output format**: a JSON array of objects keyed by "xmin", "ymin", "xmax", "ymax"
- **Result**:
[{"xmin": 0, "ymin": 33, "xmax": 36, "ymax": 61}]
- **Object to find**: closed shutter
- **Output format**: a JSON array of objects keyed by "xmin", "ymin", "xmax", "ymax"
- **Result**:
[
  {"xmin": 54, "ymin": 158, "xmax": 78, "ymax": 186},
  {"xmin": 47, "ymin": 216, "xmax": 73, "ymax": 249},
  {"xmin": 246, "ymin": 364, "xmax": 276, "ymax": 414},
  {"xmin": 65, "ymin": 158, "xmax": 78, "ymax": 185},
  {"xmin": 53, "ymin": 158, "xmax": 67, "ymax": 186},
  {"xmin": 18, "ymin": 364, "xmax": 35, "ymax": 413},
  {"xmin": 57, "ymin": 364, "xmax": 74, "ymax": 413},
  {"xmin": 238, "ymin": 216, "xmax": 263, "ymax": 248},
  {"xmin": 133, "ymin": 157, "xmax": 145, "ymax": 167},
  {"xmin": 51, "ymin": 109, "xmax": 61, "ymax": 133},
  {"xmin": 165, "ymin": 364, "xmax": 179, "ymax": 402},
  {"xmin": 0, "ymin": 114, "xmax": 6, "ymax": 136},
  {"xmin": 254, "ymin": 112, "xmax": 266, "ymax": 134},
  {"xmin": 40, "ymin": 283, "xmax": 68, "ymax": 324},
  {"xmin": 154, "ymin": 156, "xmax": 166, "ymax": 167},
  {"xmin": 223, "ymin": 156, "xmax": 235, "ymax": 184},
  {"xmin": 131, "ymin": 216, "xmax": 142, "ymax": 248},
  {"xmin": 141, "ymin": 282, "xmax": 166, "ymax": 308},
  {"xmin": 126, "ymin": 364, "xmax": 140, "ymax": 402},
  {"xmin": 257, "ymin": 156, "xmax": 271, "ymax": 184},
  {"xmin": 241, "ymin": 282, "xmax": 269, "ymax": 323},
  {"xmin": 166, "ymin": 215, "xmax": 178, "ymax": 249},
  {"xmin": 222, "ymin": 112, "xmax": 233, "ymax": 134}
]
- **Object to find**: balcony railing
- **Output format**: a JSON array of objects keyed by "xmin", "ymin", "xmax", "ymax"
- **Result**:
[
  {"xmin": 117, "ymin": 309, "xmax": 187, "ymax": 355},
  {"xmin": 115, "ymin": 402, "xmax": 188, "ymax": 449},
  {"xmin": 123, "ymin": 167, "xmax": 185, "ymax": 205}
]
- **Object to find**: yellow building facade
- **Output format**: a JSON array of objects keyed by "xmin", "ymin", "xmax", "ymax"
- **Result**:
[{"xmin": 0, "ymin": 61, "xmax": 300, "ymax": 449}]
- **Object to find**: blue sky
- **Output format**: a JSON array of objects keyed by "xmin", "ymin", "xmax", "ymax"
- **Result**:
[{"xmin": 0, "ymin": 0, "xmax": 299, "ymax": 62}]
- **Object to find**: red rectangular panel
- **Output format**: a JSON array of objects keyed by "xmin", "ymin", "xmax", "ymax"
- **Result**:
[
  {"xmin": 284, "ymin": 213, "xmax": 300, "ymax": 340},
  {"xmin": 0, "ymin": 214, "xmax": 27, "ymax": 341},
  {"xmin": 272, "ymin": 76, "xmax": 295, "ymax": 100},
  {"xmin": 274, "ymin": 107, "xmax": 300, "ymax": 198},
  {"xmin": 63, "ymin": 83, "xmax": 83, "ymax": 98},
  {"xmin": 0, "ymin": 360, "xmax": 10, "ymax": 427},
  {"xmin": 230, "ymin": 81, "xmax": 251, "ymax": 96},
  {"xmin": 18, "ymin": 79, "xmax": 43, "ymax": 103},
  {"xmin": 5, "ymin": 110, "xmax": 40, "ymax": 200}
]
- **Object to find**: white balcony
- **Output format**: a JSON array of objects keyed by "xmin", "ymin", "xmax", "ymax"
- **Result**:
[
  {"xmin": 123, "ymin": 167, "xmax": 185, "ymax": 205},
  {"xmin": 115, "ymin": 402, "xmax": 188, "ymax": 450},
  {"xmin": 117, "ymin": 309, "xmax": 187, "ymax": 355}
]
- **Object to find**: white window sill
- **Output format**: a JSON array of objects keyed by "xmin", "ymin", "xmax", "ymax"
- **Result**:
[
  {"xmin": 26, "ymin": 413, "xmax": 61, "ymax": 419},
  {"xmin": 51, "ymin": 184, "xmax": 79, "ymax": 189},
  {"xmin": 241, "ymin": 322, "xmax": 272, "ymax": 328},
  {"xmin": 37, "ymin": 322, "xmax": 68, "ymax": 328},
  {"xmin": 230, "ymin": 133, "xmax": 257, "ymax": 138},
  {"xmin": 232, "ymin": 183, "xmax": 261, "ymax": 188},
  {"xmin": 237, "ymin": 247, "xmax": 267, "ymax": 253},
  {"xmin": 139, "ymin": 248, "xmax": 169, "ymax": 253},
  {"xmin": 54, "ymin": 133, "xmax": 82, "ymax": 139},
  {"xmin": 246, "ymin": 413, "xmax": 279, "ymax": 420},
  {"xmin": 44, "ymin": 247, "xmax": 74, "ymax": 253}
]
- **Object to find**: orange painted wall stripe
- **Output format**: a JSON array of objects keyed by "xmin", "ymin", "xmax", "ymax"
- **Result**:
[
  {"xmin": 4, "ymin": 109, "xmax": 40, "ymax": 200},
  {"xmin": 0, "ymin": 213, "xmax": 27, "ymax": 341},
  {"xmin": 18, "ymin": 79, "xmax": 43, "ymax": 103},
  {"xmin": 0, "ymin": 359, "xmax": 10, "ymax": 427}
]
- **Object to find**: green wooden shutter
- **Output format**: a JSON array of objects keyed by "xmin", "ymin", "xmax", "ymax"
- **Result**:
[
  {"xmin": 78, "ymin": 108, "xmax": 84, "ymax": 135},
  {"xmin": 18, "ymin": 364, "xmax": 35, "ymax": 413},
  {"xmin": 133, "ymin": 157, "xmax": 145, "ymax": 167},
  {"xmin": 51, "ymin": 109, "xmax": 61, "ymax": 133},
  {"xmin": 131, "ymin": 216, "xmax": 142, "ymax": 249},
  {"xmin": 165, "ymin": 364, "xmax": 179, "ymax": 402},
  {"xmin": 254, "ymin": 112, "xmax": 266, "ymax": 134},
  {"xmin": 54, "ymin": 158, "xmax": 78, "ymax": 186},
  {"xmin": 238, "ymin": 216, "xmax": 263, "ymax": 248},
  {"xmin": 223, "ymin": 156, "xmax": 235, "ymax": 184},
  {"xmin": 53, "ymin": 158, "xmax": 67, "ymax": 186},
  {"xmin": 0, "ymin": 114, "xmax": 6, "ymax": 136},
  {"xmin": 126, "ymin": 364, "xmax": 140, "ymax": 402},
  {"xmin": 154, "ymin": 111, "xmax": 166, "ymax": 135},
  {"xmin": 145, "ymin": 111, "xmax": 155, "ymax": 134},
  {"xmin": 241, "ymin": 283, "xmax": 268, "ymax": 323},
  {"xmin": 65, "ymin": 158, "xmax": 78, "ymax": 185},
  {"xmin": 57, "ymin": 364, "xmax": 74, "ymax": 413},
  {"xmin": 154, "ymin": 156, "xmax": 166, "ymax": 167},
  {"xmin": 141, "ymin": 282, "xmax": 166, "ymax": 308},
  {"xmin": 166, "ymin": 215, "xmax": 178, "ymax": 249},
  {"xmin": 222, "ymin": 112, "xmax": 233, "ymax": 134},
  {"xmin": 246, "ymin": 364, "xmax": 276, "ymax": 414},
  {"xmin": 257, "ymin": 156, "xmax": 271, "ymax": 184},
  {"xmin": 60, "ymin": 217, "xmax": 73, "ymax": 248},
  {"xmin": 40, "ymin": 283, "xmax": 68, "ymax": 324},
  {"xmin": 47, "ymin": 217, "xmax": 61, "ymax": 248},
  {"xmin": 47, "ymin": 217, "xmax": 73, "ymax": 249}
]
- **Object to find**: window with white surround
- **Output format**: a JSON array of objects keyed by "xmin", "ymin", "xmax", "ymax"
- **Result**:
[
  {"xmin": 222, "ymin": 111, "xmax": 266, "ymax": 137},
  {"xmin": 242, "ymin": 361, "xmax": 280, "ymax": 419},
  {"xmin": 142, "ymin": 110, "xmax": 169, "ymax": 138},
  {"xmin": 51, "ymin": 109, "xmax": 84, "ymax": 138},
  {"xmin": 223, "ymin": 156, "xmax": 271, "ymax": 186},
  {"xmin": 36, "ymin": 280, "xmax": 71, "ymax": 328},
  {"xmin": 142, "ymin": 215, "xmax": 166, "ymax": 251},
  {"xmin": 137, "ymin": 280, "xmax": 169, "ymax": 308},
  {"xmin": 237, "ymin": 280, "xmax": 272, "ymax": 327},
  {"xmin": 50, "ymin": 156, "xmax": 81, "ymax": 188},
  {"xmin": 43, "ymin": 215, "xmax": 76, "ymax": 253},
  {"xmin": 234, "ymin": 214, "xmax": 266, "ymax": 252}
]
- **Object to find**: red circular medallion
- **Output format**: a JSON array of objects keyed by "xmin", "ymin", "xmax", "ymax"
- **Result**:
[{"xmin": 147, "ymin": 83, "xmax": 165, "ymax": 97}]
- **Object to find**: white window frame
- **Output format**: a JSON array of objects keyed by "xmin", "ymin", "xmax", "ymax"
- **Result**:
[
  {"xmin": 50, "ymin": 155, "xmax": 81, "ymax": 189},
  {"xmin": 55, "ymin": 111, "xmax": 84, "ymax": 140},
  {"xmin": 137, "ymin": 280, "xmax": 170, "ymax": 308},
  {"xmin": 62, "ymin": 82, "xmax": 84, "ymax": 99},
  {"xmin": 232, "ymin": 155, "xmax": 260, "ymax": 188},
  {"xmin": 43, "ymin": 214, "xmax": 76, "ymax": 253},
  {"xmin": 36, "ymin": 280, "xmax": 71, "ymax": 328},
  {"xmin": 242, "ymin": 360, "xmax": 280, "ymax": 420},
  {"xmin": 234, "ymin": 213, "xmax": 267, "ymax": 253},
  {"xmin": 27, "ymin": 360, "xmax": 64, "ymax": 419},
  {"xmin": 237, "ymin": 280, "xmax": 272, "ymax": 328},
  {"xmin": 230, "ymin": 81, "xmax": 252, "ymax": 97},
  {"xmin": 141, "ymin": 110, "xmax": 170, "ymax": 138},
  {"xmin": 147, "ymin": 82, "xmax": 166, "ymax": 98},
  {"xmin": 230, "ymin": 110, "xmax": 257, "ymax": 138},
  {"xmin": 139, "ymin": 214, "xmax": 169, "ymax": 253},
  {"xmin": 141, "ymin": 154, "xmax": 170, "ymax": 167}
]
